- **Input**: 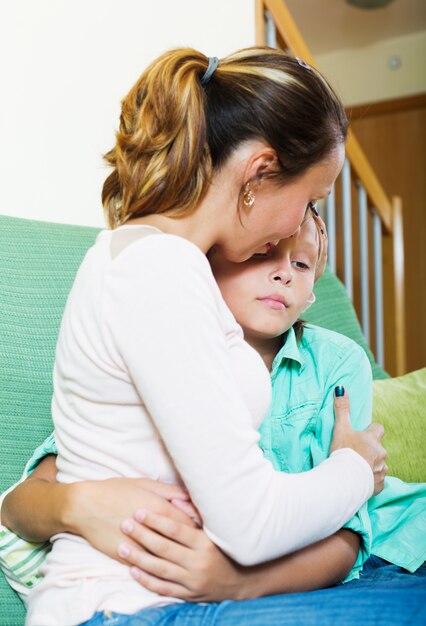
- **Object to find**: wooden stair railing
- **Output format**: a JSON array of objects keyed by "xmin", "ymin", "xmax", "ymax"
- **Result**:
[{"xmin": 256, "ymin": 0, "xmax": 406, "ymax": 376}]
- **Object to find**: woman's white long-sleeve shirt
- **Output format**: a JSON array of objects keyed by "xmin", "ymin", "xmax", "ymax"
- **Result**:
[{"xmin": 26, "ymin": 226, "xmax": 373, "ymax": 626}]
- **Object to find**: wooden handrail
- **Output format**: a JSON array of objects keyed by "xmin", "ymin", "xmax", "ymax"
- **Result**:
[
  {"xmin": 258, "ymin": 0, "xmax": 393, "ymax": 234},
  {"xmin": 346, "ymin": 134, "xmax": 393, "ymax": 234},
  {"xmin": 392, "ymin": 196, "xmax": 406, "ymax": 375}
]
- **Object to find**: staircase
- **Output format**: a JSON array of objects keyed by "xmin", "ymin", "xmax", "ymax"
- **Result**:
[{"xmin": 256, "ymin": 0, "xmax": 406, "ymax": 376}]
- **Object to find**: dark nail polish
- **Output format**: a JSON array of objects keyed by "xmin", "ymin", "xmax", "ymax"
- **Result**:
[{"xmin": 334, "ymin": 385, "xmax": 345, "ymax": 397}]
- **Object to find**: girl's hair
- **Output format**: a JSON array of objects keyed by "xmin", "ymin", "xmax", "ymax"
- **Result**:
[
  {"xmin": 102, "ymin": 47, "xmax": 348, "ymax": 228},
  {"xmin": 294, "ymin": 210, "xmax": 323, "ymax": 344}
]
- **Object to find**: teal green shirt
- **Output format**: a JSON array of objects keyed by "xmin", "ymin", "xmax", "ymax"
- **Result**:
[{"xmin": 259, "ymin": 324, "xmax": 426, "ymax": 579}]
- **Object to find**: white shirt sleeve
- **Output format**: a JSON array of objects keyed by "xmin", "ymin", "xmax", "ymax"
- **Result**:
[{"xmin": 104, "ymin": 235, "xmax": 374, "ymax": 566}]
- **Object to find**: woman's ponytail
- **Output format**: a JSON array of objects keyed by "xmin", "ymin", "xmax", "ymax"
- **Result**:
[{"xmin": 102, "ymin": 49, "xmax": 212, "ymax": 227}]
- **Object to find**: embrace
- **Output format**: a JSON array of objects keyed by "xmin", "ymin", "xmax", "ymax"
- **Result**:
[{"xmin": 1, "ymin": 47, "xmax": 425, "ymax": 626}]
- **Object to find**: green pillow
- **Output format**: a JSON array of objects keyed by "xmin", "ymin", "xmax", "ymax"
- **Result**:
[
  {"xmin": 305, "ymin": 268, "xmax": 389, "ymax": 380},
  {"xmin": 373, "ymin": 368, "xmax": 426, "ymax": 483}
]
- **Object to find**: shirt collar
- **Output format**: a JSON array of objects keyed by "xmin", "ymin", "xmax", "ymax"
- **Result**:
[{"xmin": 271, "ymin": 326, "xmax": 305, "ymax": 376}]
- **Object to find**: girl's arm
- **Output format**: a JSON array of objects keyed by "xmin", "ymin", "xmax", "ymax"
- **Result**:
[
  {"xmin": 1, "ymin": 456, "xmax": 72, "ymax": 541},
  {"xmin": 1, "ymin": 456, "xmax": 200, "ymax": 558},
  {"xmin": 238, "ymin": 529, "xmax": 360, "ymax": 598}
]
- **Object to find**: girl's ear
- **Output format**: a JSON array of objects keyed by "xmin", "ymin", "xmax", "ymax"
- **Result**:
[{"xmin": 302, "ymin": 292, "xmax": 316, "ymax": 313}]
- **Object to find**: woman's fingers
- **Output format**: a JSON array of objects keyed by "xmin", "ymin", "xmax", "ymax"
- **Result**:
[
  {"xmin": 171, "ymin": 497, "xmax": 202, "ymax": 527},
  {"xmin": 118, "ymin": 537, "xmax": 186, "ymax": 582},
  {"xmin": 139, "ymin": 478, "xmax": 190, "ymax": 502},
  {"xmin": 119, "ymin": 510, "xmax": 202, "ymax": 567},
  {"xmin": 372, "ymin": 462, "xmax": 388, "ymax": 496},
  {"xmin": 366, "ymin": 421, "xmax": 385, "ymax": 441},
  {"xmin": 330, "ymin": 387, "xmax": 353, "ymax": 454},
  {"xmin": 118, "ymin": 511, "xmax": 213, "ymax": 598},
  {"xmin": 129, "ymin": 566, "xmax": 195, "ymax": 599},
  {"xmin": 366, "ymin": 423, "xmax": 387, "ymax": 470},
  {"xmin": 367, "ymin": 424, "xmax": 388, "ymax": 495},
  {"xmin": 135, "ymin": 509, "xmax": 202, "ymax": 549},
  {"xmin": 330, "ymin": 388, "xmax": 388, "ymax": 495},
  {"xmin": 333, "ymin": 387, "xmax": 351, "ymax": 427},
  {"xmin": 139, "ymin": 491, "xmax": 198, "ymax": 528}
]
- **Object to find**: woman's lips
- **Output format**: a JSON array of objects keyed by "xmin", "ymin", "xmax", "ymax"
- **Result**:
[{"xmin": 265, "ymin": 242, "xmax": 278, "ymax": 253}]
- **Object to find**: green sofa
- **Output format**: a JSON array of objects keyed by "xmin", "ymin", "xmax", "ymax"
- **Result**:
[{"xmin": 0, "ymin": 214, "xmax": 421, "ymax": 626}]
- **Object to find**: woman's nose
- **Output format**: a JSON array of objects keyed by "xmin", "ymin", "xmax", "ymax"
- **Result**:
[{"xmin": 289, "ymin": 226, "xmax": 301, "ymax": 239}]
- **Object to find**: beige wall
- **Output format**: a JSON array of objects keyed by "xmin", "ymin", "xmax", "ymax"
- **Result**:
[
  {"xmin": 317, "ymin": 30, "xmax": 426, "ymax": 106},
  {"xmin": 1, "ymin": 0, "xmax": 254, "ymax": 227}
]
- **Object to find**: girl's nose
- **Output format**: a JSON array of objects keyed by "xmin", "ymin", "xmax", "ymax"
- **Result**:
[{"xmin": 270, "ymin": 265, "xmax": 292, "ymax": 285}]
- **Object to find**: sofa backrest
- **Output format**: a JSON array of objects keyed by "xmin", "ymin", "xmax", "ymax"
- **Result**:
[{"xmin": 0, "ymin": 215, "xmax": 99, "ymax": 493}]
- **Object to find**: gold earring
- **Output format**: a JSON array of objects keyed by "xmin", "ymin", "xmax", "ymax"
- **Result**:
[{"xmin": 243, "ymin": 186, "xmax": 255, "ymax": 208}]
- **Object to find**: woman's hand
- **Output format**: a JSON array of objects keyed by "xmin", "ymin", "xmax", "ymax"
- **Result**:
[
  {"xmin": 117, "ymin": 509, "xmax": 246, "ymax": 601},
  {"xmin": 331, "ymin": 387, "xmax": 387, "ymax": 495},
  {"xmin": 116, "ymin": 509, "xmax": 362, "ymax": 601}
]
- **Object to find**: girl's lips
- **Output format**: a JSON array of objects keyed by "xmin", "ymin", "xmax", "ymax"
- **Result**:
[{"xmin": 258, "ymin": 297, "xmax": 287, "ymax": 310}]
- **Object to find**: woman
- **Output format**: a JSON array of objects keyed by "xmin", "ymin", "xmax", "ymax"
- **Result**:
[{"xmin": 3, "ymin": 47, "xmax": 387, "ymax": 625}]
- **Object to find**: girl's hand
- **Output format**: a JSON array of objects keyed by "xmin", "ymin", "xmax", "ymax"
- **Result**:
[
  {"xmin": 331, "ymin": 388, "xmax": 387, "ymax": 495},
  {"xmin": 118, "ymin": 509, "xmax": 246, "ymax": 601},
  {"xmin": 67, "ymin": 477, "xmax": 201, "ymax": 562}
]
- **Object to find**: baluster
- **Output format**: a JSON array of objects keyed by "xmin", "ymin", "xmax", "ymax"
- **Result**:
[
  {"xmin": 342, "ymin": 159, "xmax": 353, "ymax": 299},
  {"xmin": 373, "ymin": 210, "xmax": 385, "ymax": 367},
  {"xmin": 357, "ymin": 183, "xmax": 370, "ymax": 342},
  {"xmin": 265, "ymin": 11, "xmax": 277, "ymax": 48},
  {"xmin": 326, "ymin": 186, "xmax": 336, "ymax": 274}
]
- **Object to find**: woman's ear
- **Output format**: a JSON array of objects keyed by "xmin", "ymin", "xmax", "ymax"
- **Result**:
[{"xmin": 244, "ymin": 145, "xmax": 278, "ymax": 188}]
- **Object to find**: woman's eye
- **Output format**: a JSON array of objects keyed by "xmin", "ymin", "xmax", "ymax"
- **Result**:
[{"xmin": 251, "ymin": 248, "xmax": 274, "ymax": 260}]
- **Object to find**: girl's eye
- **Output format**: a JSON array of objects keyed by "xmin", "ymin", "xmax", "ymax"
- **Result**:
[{"xmin": 292, "ymin": 260, "xmax": 309, "ymax": 270}]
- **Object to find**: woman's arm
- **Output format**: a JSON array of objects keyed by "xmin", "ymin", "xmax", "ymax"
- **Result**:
[
  {"xmin": 106, "ymin": 236, "xmax": 385, "ymax": 566},
  {"xmin": 114, "ymin": 509, "xmax": 360, "ymax": 601}
]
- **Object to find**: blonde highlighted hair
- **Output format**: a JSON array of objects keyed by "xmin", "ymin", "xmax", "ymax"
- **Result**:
[{"xmin": 102, "ymin": 47, "xmax": 348, "ymax": 228}]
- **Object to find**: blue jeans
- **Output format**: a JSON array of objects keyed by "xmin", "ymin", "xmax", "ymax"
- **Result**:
[{"xmin": 81, "ymin": 557, "xmax": 426, "ymax": 626}]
